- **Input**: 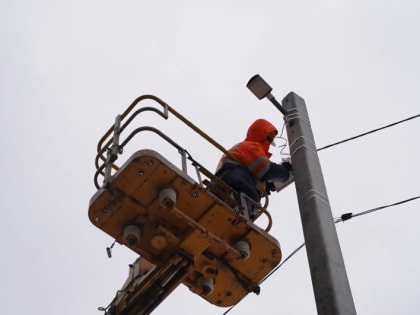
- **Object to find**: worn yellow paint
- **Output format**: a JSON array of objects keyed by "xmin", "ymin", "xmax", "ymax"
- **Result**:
[{"xmin": 89, "ymin": 150, "xmax": 282, "ymax": 309}]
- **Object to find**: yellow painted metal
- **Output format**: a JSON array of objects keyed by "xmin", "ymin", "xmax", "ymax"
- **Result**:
[
  {"xmin": 95, "ymin": 95, "xmax": 238, "ymax": 173},
  {"xmin": 89, "ymin": 150, "xmax": 282, "ymax": 309}
]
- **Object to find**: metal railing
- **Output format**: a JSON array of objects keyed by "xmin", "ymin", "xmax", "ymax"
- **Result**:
[{"xmin": 93, "ymin": 95, "xmax": 273, "ymax": 231}]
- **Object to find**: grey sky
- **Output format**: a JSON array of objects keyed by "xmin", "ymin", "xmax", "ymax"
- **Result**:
[{"xmin": 1, "ymin": 1, "xmax": 419, "ymax": 314}]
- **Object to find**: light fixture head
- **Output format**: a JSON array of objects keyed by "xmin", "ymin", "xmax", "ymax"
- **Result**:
[{"xmin": 246, "ymin": 74, "xmax": 272, "ymax": 100}]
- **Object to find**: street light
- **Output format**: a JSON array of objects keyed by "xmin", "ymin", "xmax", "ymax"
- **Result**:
[
  {"xmin": 246, "ymin": 74, "xmax": 288, "ymax": 116},
  {"xmin": 247, "ymin": 74, "xmax": 357, "ymax": 314}
]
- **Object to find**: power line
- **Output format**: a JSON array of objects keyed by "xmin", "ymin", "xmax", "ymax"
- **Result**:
[
  {"xmin": 334, "ymin": 195, "xmax": 420, "ymax": 223},
  {"xmin": 222, "ymin": 242, "xmax": 305, "ymax": 315},
  {"xmin": 317, "ymin": 114, "xmax": 420, "ymax": 151},
  {"xmin": 222, "ymin": 194, "xmax": 420, "ymax": 315},
  {"xmin": 225, "ymin": 114, "xmax": 420, "ymax": 314}
]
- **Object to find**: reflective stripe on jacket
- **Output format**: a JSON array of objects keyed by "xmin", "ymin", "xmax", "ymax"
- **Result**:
[
  {"xmin": 216, "ymin": 119, "xmax": 278, "ymax": 180},
  {"xmin": 217, "ymin": 142, "xmax": 270, "ymax": 179}
]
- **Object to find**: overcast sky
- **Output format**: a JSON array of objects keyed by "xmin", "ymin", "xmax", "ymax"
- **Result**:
[{"xmin": 1, "ymin": 1, "xmax": 420, "ymax": 314}]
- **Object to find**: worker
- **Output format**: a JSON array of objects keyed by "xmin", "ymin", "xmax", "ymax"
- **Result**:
[{"xmin": 215, "ymin": 118, "xmax": 292, "ymax": 219}]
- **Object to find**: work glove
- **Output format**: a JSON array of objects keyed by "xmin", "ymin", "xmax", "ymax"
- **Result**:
[{"xmin": 282, "ymin": 161, "xmax": 293, "ymax": 172}]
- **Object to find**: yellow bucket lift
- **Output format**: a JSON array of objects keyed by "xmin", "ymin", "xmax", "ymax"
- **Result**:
[{"xmin": 89, "ymin": 95, "xmax": 283, "ymax": 315}]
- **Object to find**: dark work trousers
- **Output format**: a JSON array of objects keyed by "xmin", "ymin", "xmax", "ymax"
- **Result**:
[{"xmin": 215, "ymin": 164, "xmax": 261, "ymax": 219}]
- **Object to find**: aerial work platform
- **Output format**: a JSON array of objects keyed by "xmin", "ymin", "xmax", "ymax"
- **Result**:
[{"xmin": 89, "ymin": 95, "xmax": 284, "ymax": 314}]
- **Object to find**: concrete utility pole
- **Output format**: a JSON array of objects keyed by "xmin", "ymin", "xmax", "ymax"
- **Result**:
[
  {"xmin": 282, "ymin": 92, "xmax": 356, "ymax": 315},
  {"xmin": 247, "ymin": 75, "xmax": 357, "ymax": 315}
]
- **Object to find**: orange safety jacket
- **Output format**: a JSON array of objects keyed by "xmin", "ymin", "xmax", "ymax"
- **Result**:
[{"xmin": 216, "ymin": 119, "xmax": 278, "ymax": 181}]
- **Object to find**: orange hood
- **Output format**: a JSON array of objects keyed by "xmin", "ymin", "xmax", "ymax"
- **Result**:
[
  {"xmin": 245, "ymin": 119, "xmax": 278, "ymax": 157},
  {"xmin": 246, "ymin": 119, "xmax": 277, "ymax": 142}
]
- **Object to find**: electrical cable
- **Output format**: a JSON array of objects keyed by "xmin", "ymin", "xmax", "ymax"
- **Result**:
[
  {"xmin": 222, "ymin": 242, "xmax": 305, "ymax": 315},
  {"xmin": 98, "ymin": 272, "xmax": 144, "ymax": 313},
  {"xmin": 225, "ymin": 114, "xmax": 420, "ymax": 314},
  {"xmin": 276, "ymin": 121, "xmax": 289, "ymax": 157},
  {"xmin": 222, "ymin": 243, "xmax": 306, "ymax": 315},
  {"xmin": 317, "ymin": 114, "xmax": 420, "ymax": 151},
  {"xmin": 222, "ymin": 194, "xmax": 420, "ymax": 314},
  {"xmin": 334, "ymin": 195, "xmax": 420, "ymax": 223},
  {"xmin": 275, "ymin": 113, "xmax": 419, "ymax": 162},
  {"xmin": 224, "ymin": 114, "xmax": 420, "ymax": 314},
  {"xmin": 259, "ymin": 242, "xmax": 305, "ymax": 285}
]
